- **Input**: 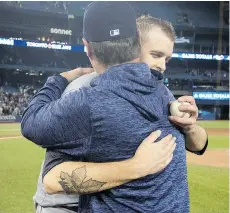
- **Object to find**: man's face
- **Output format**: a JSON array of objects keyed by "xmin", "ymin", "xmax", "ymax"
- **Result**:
[{"xmin": 140, "ymin": 27, "xmax": 174, "ymax": 73}]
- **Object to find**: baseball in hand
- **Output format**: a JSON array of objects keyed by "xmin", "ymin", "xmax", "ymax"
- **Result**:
[{"xmin": 170, "ymin": 100, "xmax": 191, "ymax": 118}]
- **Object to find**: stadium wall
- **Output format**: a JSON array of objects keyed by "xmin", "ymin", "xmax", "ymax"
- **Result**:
[{"xmin": 0, "ymin": 115, "xmax": 21, "ymax": 123}]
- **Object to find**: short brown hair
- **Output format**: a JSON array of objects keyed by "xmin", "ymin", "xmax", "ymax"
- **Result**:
[
  {"xmin": 88, "ymin": 35, "xmax": 140, "ymax": 67},
  {"xmin": 137, "ymin": 15, "xmax": 176, "ymax": 42}
]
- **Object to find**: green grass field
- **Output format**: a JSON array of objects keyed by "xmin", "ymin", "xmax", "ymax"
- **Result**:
[
  {"xmin": 198, "ymin": 120, "xmax": 229, "ymax": 129},
  {"xmin": 0, "ymin": 121, "xmax": 229, "ymax": 213}
]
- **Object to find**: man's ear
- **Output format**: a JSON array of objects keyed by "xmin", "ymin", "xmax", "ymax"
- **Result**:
[{"xmin": 82, "ymin": 38, "xmax": 92, "ymax": 58}]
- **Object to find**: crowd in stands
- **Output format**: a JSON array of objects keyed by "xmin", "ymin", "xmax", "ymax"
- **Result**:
[
  {"xmin": 185, "ymin": 68, "xmax": 229, "ymax": 78},
  {"xmin": 2, "ymin": 1, "xmax": 71, "ymax": 15},
  {"xmin": 166, "ymin": 67, "xmax": 229, "ymax": 79},
  {"xmin": 0, "ymin": 84, "xmax": 37, "ymax": 116},
  {"xmin": 1, "ymin": 1, "xmax": 224, "ymax": 28},
  {"xmin": 0, "ymin": 71, "xmax": 228, "ymax": 116},
  {"xmin": 0, "ymin": 46, "xmax": 91, "ymax": 70},
  {"xmin": 1, "ymin": 46, "xmax": 228, "ymax": 79},
  {"xmin": 0, "ymin": 46, "xmax": 228, "ymax": 116}
]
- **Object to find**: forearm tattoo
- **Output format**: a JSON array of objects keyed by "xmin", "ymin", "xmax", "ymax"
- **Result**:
[{"xmin": 59, "ymin": 166, "xmax": 106, "ymax": 194}]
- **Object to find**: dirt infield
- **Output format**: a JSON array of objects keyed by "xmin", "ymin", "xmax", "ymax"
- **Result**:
[
  {"xmin": 205, "ymin": 128, "xmax": 229, "ymax": 136},
  {"xmin": 187, "ymin": 149, "xmax": 229, "ymax": 168},
  {"xmin": 186, "ymin": 127, "xmax": 229, "ymax": 168}
]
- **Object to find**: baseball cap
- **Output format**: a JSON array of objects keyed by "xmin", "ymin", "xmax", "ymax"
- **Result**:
[{"xmin": 83, "ymin": 2, "xmax": 137, "ymax": 42}]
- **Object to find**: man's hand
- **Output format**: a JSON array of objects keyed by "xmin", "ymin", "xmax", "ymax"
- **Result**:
[
  {"xmin": 133, "ymin": 130, "xmax": 176, "ymax": 178},
  {"xmin": 168, "ymin": 96, "xmax": 208, "ymax": 153},
  {"xmin": 168, "ymin": 96, "xmax": 198, "ymax": 133},
  {"xmin": 60, "ymin": 67, "xmax": 94, "ymax": 82}
]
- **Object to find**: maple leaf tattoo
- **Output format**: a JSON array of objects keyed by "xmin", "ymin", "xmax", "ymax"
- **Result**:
[
  {"xmin": 59, "ymin": 166, "xmax": 106, "ymax": 194},
  {"xmin": 81, "ymin": 178, "xmax": 105, "ymax": 194}
]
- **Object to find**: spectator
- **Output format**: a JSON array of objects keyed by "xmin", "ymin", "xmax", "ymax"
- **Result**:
[{"xmin": 0, "ymin": 84, "xmax": 37, "ymax": 115}]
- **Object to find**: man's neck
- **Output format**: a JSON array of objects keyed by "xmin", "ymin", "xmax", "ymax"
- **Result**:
[
  {"xmin": 94, "ymin": 58, "xmax": 140, "ymax": 74},
  {"xmin": 94, "ymin": 63, "xmax": 107, "ymax": 74}
]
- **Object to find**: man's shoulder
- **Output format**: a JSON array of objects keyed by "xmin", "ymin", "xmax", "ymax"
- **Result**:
[{"xmin": 63, "ymin": 72, "xmax": 99, "ymax": 95}]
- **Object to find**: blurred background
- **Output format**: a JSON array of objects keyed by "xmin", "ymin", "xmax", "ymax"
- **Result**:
[
  {"xmin": 0, "ymin": 1, "xmax": 229, "ymax": 120},
  {"xmin": 0, "ymin": 2, "xmax": 229, "ymax": 213}
]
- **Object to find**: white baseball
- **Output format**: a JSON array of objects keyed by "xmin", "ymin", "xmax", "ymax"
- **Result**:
[{"xmin": 170, "ymin": 100, "xmax": 191, "ymax": 118}]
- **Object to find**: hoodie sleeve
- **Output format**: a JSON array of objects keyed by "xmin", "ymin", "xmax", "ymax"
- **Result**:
[
  {"xmin": 21, "ymin": 75, "xmax": 91, "ymax": 149},
  {"xmin": 165, "ymin": 86, "xmax": 176, "ymax": 102}
]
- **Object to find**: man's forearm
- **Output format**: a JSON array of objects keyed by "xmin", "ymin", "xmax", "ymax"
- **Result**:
[
  {"xmin": 44, "ymin": 159, "xmax": 143, "ymax": 195},
  {"xmin": 185, "ymin": 124, "xmax": 208, "ymax": 152}
]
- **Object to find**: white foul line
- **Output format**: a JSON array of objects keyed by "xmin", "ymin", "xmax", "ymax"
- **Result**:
[
  {"xmin": 0, "ymin": 136, "xmax": 23, "ymax": 140},
  {"xmin": 0, "ymin": 129, "xmax": 20, "ymax": 131}
]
